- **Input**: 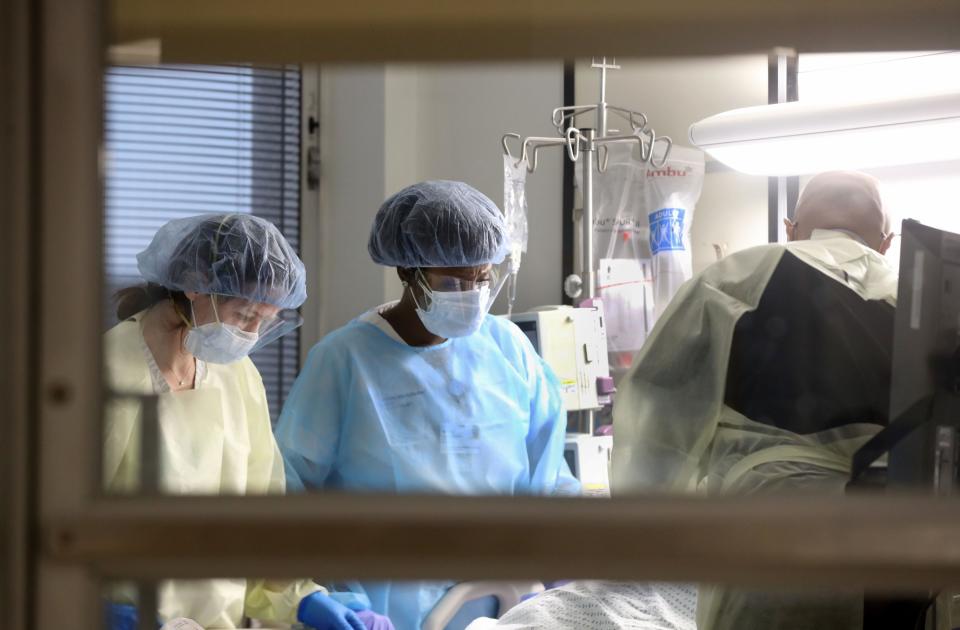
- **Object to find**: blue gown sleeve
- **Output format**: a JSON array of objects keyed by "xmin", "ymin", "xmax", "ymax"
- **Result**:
[
  {"xmin": 522, "ymin": 343, "xmax": 581, "ymax": 496},
  {"xmin": 275, "ymin": 338, "xmax": 376, "ymax": 613},
  {"xmin": 275, "ymin": 340, "xmax": 346, "ymax": 492}
]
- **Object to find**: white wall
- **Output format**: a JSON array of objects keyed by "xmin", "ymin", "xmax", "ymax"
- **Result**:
[
  {"xmin": 410, "ymin": 62, "xmax": 565, "ymax": 313},
  {"xmin": 575, "ymin": 56, "xmax": 769, "ymax": 273},
  {"xmin": 316, "ymin": 66, "xmax": 392, "ymax": 335}
]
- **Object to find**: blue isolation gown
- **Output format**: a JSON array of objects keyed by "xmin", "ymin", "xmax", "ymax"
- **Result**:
[{"xmin": 275, "ymin": 305, "xmax": 579, "ymax": 630}]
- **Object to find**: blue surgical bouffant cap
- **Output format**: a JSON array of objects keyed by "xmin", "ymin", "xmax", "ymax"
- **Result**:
[
  {"xmin": 137, "ymin": 213, "xmax": 307, "ymax": 309},
  {"xmin": 368, "ymin": 180, "xmax": 509, "ymax": 268}
]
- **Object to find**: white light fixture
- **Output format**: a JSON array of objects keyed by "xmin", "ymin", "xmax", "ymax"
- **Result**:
[{"xmin": 688, "ymin": 92, "xmax": 960, "ymax": 176}]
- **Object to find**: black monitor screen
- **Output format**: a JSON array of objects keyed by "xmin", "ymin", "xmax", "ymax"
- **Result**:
[{"xmin": 888, "ymin": 219, "xmax": 960, "ymax": 488}]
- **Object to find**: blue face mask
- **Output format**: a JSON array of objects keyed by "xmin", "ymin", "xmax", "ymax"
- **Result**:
[{"xmin": 415, "ymin": 285, "xmax": 491, "ymax": 338}]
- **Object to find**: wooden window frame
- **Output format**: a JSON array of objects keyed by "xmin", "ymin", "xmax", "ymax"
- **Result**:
[{"xmin": 8, "ymin": 0, "xmax": 960, "ymax": 627}]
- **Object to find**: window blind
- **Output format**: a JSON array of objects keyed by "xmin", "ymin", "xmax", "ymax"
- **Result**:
[{"xmin": 103, "ymin": 63, "xmax": 303, "ymax": 421}]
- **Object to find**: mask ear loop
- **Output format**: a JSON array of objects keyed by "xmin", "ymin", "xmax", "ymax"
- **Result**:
[
  {"xmin": 413, "ymin": 268, "xmax": 434, "ymax": 312},
  {"xmin": 210, "ymin": 294, "xmax": 222, "ymax": 324},
  {"xmin": 178, "ymin": 294, "xmax": 221, "ymax": 328}
]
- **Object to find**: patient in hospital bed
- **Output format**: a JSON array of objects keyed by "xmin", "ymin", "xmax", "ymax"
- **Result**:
[{"xmin": 464, "ymin": 581, "xmax": 696, "ymax": 630}]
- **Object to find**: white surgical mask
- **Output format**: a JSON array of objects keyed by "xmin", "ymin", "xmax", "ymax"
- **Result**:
[
  {"xmin": 184, "ymin": 298, "xmax": 259, "ymax": 364},
  {"xmin": 416, "ymin": 286, "xmax": 491, "ymax": 338}
]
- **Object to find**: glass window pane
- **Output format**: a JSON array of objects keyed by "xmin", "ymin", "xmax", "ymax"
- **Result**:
[{"xmin": 96, "ymin": 54, "xmax": 959, "ymax": 627}]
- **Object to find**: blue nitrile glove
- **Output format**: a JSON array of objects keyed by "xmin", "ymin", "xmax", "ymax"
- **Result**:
[
  {"xmin": 355, "ymin": 610, "xmax": 395, "ymax": 630},
  {"xmin": 104, "ymin": 602, "xmax": 166, "ymax": 630},
  {"xmin": 105, "ymin": 603, "xmax": 138, "ymax": 630},
  {"xmin": 298, "ymin": 592, "xmax": 366, "ymax": 630}
]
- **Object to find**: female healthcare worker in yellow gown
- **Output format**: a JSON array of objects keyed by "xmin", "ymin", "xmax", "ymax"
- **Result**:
[{"xmin": 103, "ymin": 214, "xmax": 393, "ymax": 630}]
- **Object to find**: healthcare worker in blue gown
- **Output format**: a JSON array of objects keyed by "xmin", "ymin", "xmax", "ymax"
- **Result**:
[{"xmin": 275, "ymin": 180, "xmax": 580, "ymax": 630}]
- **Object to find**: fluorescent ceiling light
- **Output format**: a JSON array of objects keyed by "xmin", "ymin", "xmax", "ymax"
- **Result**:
[
  {"xmin": 688, "ymin": 93, "xmax": 960, "ymax": 176},
  {"xmin": 799, "ymin": 52, "xmax": 960, "ymax": 103}
]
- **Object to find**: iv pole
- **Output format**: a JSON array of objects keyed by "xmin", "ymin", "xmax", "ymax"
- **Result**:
[{"xmin": 503, "ymin": 57, "xmax": 673, "ymax": 433}]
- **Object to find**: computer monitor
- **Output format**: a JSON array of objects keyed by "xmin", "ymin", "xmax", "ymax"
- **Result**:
[{"xmin": 886, "ymin": 219, "xmax": 960, "ymax": 490}]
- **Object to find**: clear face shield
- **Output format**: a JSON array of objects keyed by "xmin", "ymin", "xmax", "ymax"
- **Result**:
[
  {"xmin": 412, "ymin": 263, "xmax": 510, "ymax": 313},
  {"xmin": 408, "ymin": 264, "xmax": 509, "ymax": 338},
  {"xmin": 208, "ymin": 295, "xmax": 304, "ymax": 353}
]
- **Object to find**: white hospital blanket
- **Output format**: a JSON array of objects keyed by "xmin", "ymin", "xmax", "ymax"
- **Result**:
[{"xmin": 465, "ymin": 581, "xmax": 696, "ymax": 630}]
